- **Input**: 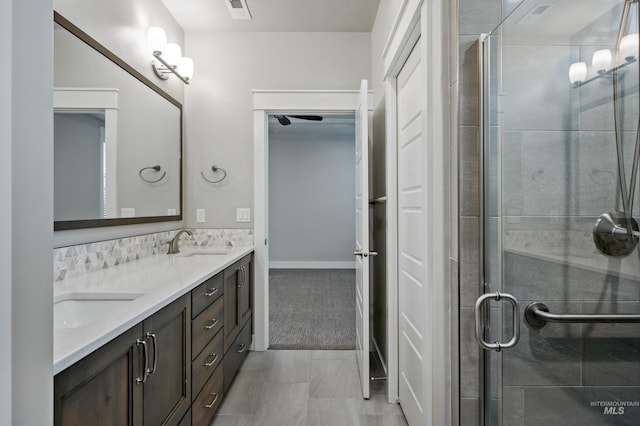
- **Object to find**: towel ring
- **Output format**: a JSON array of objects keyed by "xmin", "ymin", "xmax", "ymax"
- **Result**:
[
  {"xmin": 139, "ymin": 165, "xmax": 166, "ymax": 183},
  {"xmin": 201, "ymin": 165, "xmax": 227, "ymax": 184}
]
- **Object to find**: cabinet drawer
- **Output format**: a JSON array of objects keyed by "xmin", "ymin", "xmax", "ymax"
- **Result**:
[
  {"xmin": 192, "ymin": 363, "xmax": 223, "ymax": 426},
  {"xmin": 223, "ymin": 319, "xmax": 251, "ymax": 394},
  {"xmin": 192, "ymin": 328, "xmax": 223, "ymax": 399},
  {"xmin": 192, "ymin": 296, "xmax": 224, "ymax": 358},
  {"xmin": 192, "ymin": 273, "xmax": 223, "ymax": 318}
]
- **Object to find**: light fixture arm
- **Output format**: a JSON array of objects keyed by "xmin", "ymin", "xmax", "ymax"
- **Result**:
[{"xmin": 152, "ymin": 52, "xmax": 190, "ymax": 84}]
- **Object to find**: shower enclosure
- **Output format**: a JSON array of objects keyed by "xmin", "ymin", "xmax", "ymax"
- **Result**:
[{"xmin": 476, "ymin": 0, "xmax": 640, "ymax": 424}]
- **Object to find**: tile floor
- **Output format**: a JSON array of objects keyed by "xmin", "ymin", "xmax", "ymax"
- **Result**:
[{"xmin": 211, "ymin": 350, "xmax": 409, "ymax": 426}]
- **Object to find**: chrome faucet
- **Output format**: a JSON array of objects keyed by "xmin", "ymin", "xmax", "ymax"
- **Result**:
[{"xmin": 167, "ymin": 229, "xmax": 193, "ymax": 254}]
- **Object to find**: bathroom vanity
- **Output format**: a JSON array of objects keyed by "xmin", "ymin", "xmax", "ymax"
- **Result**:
[{"xmin": 53, "ymin": 247, "xmax": 253, "ymax": 426}]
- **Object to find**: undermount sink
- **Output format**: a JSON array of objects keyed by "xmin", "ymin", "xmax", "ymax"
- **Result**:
[
  {"xmin": 177, "ymin": 249, "xmax": 232, "ymax": 257},
  {"xmin": 54, "ymin": 292, "xmax": 144, "ymax": 329}
]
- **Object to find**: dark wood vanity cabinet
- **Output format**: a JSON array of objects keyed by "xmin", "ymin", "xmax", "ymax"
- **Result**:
[
  {"xmin": 54, "ymin": 295, "xmax": 191, "ymax": 426},
  {"xmin": 55, "ymin": 252, "xmax": 253, "ymax": 426},
  {"xmin": 54, "ymin": 324, "xmax": 144, "ymax": 426},
  {"xmin": 223, "ymin": 254, "xmax": 253, "ymax": 353},
  {"xmin": 143, "ymin": 295, "xmax": 191, "ymax": 426}
]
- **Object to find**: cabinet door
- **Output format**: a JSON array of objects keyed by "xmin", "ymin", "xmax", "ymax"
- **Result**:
[
  {"xmin": 238, "ymin": 256, "xmax": 252, "ymax": 327},
  {"xmin": 143, "ymin": 295, "xmax": 191, "ymax": 426},
  {"xmin": 54, "ymin": 324, "xmax": 144, "ymax": 426},
  {"xmin": 223, "ymin": 261, "xmax": 240, "ymax": 353}
]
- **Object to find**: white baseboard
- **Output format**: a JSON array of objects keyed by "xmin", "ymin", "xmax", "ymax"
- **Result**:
[{"xmin": 269, "ymin": 261, "xmax": 356, "ymax": 269}]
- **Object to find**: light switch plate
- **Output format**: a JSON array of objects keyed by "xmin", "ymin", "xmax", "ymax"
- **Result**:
[
  {"xmin": 196, "ymin": 209, "xmax": 206, "ymax": 223},
  {"xmin": 236, "ymin": 208, "xmax": 251, "ymax": 223}
]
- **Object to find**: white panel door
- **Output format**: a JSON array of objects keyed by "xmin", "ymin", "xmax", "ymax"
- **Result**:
[
  {"xmin": 397, "ymin": 40, "xmax": 427, "ymax": 425},
  {"xmin": 354, "ymin": 79, "xmax": 371, "ymax": 400}
]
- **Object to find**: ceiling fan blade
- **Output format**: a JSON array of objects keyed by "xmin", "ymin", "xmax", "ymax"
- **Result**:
[
  {"xmin": 289, "ymin": 115, "xmax": 324, "ymax": 121},
  {"xmin": 274, "ymin": 115, "xmax": 291, "ymax": 125}
]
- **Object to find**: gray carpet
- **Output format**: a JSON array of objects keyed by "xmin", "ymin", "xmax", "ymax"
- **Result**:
[{"xmin": 269, "ymin": 269, "xmax": 356, "ymax": 350}]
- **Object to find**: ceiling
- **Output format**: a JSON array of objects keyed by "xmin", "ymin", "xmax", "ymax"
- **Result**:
[{"xmin": 161, "ymin": 0, "xmax": 381, "ymax": 33}]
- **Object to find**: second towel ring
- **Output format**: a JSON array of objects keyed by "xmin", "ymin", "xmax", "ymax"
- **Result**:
[
  {"xmin": 201, "ymin": 165, "xmax": 227, "ymax": 183},
  {"xmin": 139, "ymin": 165, "xmax": 166, "ymax": 183}
]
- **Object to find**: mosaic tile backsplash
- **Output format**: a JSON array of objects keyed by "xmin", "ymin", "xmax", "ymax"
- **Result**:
[{"xmin": 53, "ymin": 228, "xmax": 253, "ymax": 282}]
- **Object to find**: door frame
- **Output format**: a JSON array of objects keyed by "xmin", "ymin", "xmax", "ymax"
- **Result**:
[
  {"xmin": 382, "ymin": 0, "xmax": 452, "ymax": 422},
  {"xmin": 252, "ymin": 89, "xmax": 373, "ymax": 352}
]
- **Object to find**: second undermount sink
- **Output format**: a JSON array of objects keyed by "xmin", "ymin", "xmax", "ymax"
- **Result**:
[
  {"xmin": 54, "ymin": 292, "xmax": 144, "ymax": 329},
  {"xmin": 177, "ymin": 248, "xmax": 232, "ymax": 257}
]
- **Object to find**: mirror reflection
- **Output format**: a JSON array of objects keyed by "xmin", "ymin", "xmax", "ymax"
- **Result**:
[{"xmin": 53, "ymin": 15, "xmax": 182, "ymax": 229}]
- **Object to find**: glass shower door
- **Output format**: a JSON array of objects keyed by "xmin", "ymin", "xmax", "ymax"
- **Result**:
[{"xmin": 478, "ymin": 0, "xmax": 640, "ymax": 424}]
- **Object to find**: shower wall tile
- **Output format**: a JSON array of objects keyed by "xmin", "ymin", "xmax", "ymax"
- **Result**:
[
  {"xmin": 524, "ymin": 387, "xmax": 640, "ymax": 426},
  {"xmin": 460, "ymin": 307, "xmax": 481, "ymax": 399},
  {"xmin": 502, "ymin": 131, "xmax": 523, "ymax": 216},
  {"xmin": 502, "ymin": 301, "xmax": 582, "ymax": 387},
  {"xmin": 459, "ymin": 36, "xmax": 481, "ymax": 127},
  {"xmin": 459, "ymin": 0, "xmax": 501, "ymax": 35},
  {"xmin": 521, "ymin": 131, "xmax": 580, "ymax": 216},
  {"xmin": 504, "ymin": 251, "xmax": 639, "ymax": 302},
  {"xmin": 502, "ymin": 45, "xmax": 580, "ymax": 131},
  {"xmin": 460, "ymin": 217, "xmax": 481, "ymax": 307},
  {"xmin": 502, "ymin": 386, "xmax": 524, "ymax": 426},
  {"xmin": 451, "ymin": 83, "xmax": 460, "ymax": 259},
  {"xmin": 581, "ymin": 302, "xmax": 640, "ymax": 387},
  {"xmin": 460, "ymin": 126, "xmax": 481, "ymax": 217},
  {"xmin": 460, "ymin": 398, "xmax": 480, "ymax": 426}
]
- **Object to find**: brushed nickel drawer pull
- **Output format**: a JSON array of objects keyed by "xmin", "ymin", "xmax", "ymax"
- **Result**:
[
  {"xmin": 237, "ymin": 343, "xmax": 247, "ymax": 353},
  {"xmin": 205, "ymin": 393, "xmax": 219, "ymax": 409},
  {"xmin": 204, "ymin": 353, "xmax": 219, "ymax": 367},
  {"xmin": 204, "ymin": 318, "xmax": 219, "ymax": 330},
  {"xmin": 146, "ymin": 332, "xmax": 158, "ymax": 375},
  {"xmin": 204, "ymin": 288, "xmax": 219, "ymax": 297},
  {"xmin": 135, "ymin": 338, "xmax": 148, "ymax": 385}
]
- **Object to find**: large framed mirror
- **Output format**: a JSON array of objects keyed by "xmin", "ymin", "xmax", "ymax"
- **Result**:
[{"xmin": 54, "ymin": 12, "xmax": 182, "ymax": 231}]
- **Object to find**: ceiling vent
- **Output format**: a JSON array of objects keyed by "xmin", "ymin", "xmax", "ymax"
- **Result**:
[
  {"xmin": 516, "ymin": 3, "xmax": 553, "ymax": 25},
  {"xmin": 225, "ymin": 0, "xmax": 252, "ymax": 20}
]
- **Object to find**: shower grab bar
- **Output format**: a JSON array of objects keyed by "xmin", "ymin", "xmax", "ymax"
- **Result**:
[{"xmin": 525, "ymin": 302, "xmax": 640, "ymax": 328}]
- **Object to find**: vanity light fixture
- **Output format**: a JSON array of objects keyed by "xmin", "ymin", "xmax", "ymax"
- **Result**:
[
  {"xmin": 592, "ymin": 49, "xmax": 612, "ymax": 74},
  {"xmin": 148, "ymin": 27, "xmax": 194, "ymax": 84},
  {"xmin": 568, "ymin": 62, "xmax": 587, "ymax": 84}
]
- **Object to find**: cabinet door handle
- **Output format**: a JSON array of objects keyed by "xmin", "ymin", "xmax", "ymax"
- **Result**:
[
  {"xmin": 205, "ymin": 393, "xmax": 219, "ymax": 409},
  {"xmin": 146, "ymin": 332, "xmax": 158, "ymax": 375},
  {"xmin": 204, "ymin": 318, "xmax": 219, "ymax": 330},
  {"xmin": 237, "ymin": 343, "xmax": 247, "ymax": 353},
  {"xmin": 204, "ymin": 353, "xmax": 219, "ymax": 367},
  {"xmin": 238, "ymin": 266, "xmax": 245, "ymax": 288},
  {"xmin": 205, "ymin": 287, "xmax": 219, "ymax": 297},
  {"xmin": 135, "ymin": 338, "xmax": 148, "ymax": 385}
]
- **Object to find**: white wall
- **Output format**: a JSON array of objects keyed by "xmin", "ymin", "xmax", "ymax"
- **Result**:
[
  {"xmin": 268, "ymin": 125, "xmax": 356, "ymax": 267},
  {"xmin": 53, "ymin": 0, "xmax": 187, "ymax": 247},
  {"xmin": 184, "ymin": 31, "xmax": 371, "ymax": 229},
  {"xmin": 54, "ymin": 0, "xmax": 185, "ymax": 104},
  {"xmin": 8, "ymin": 0, "xmax": 54, "ymax": 424},
  {"xmin": 0, "ymin": 1, "xmax": 12, "ymax": 422}
]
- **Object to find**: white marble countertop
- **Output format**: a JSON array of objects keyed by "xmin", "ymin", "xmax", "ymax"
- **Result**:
[{"xmin": 53, "ymin": 245, "xmax": 254, "ymax": 375}]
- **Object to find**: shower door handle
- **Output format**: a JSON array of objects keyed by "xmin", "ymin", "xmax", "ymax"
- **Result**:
[{"xmin": 474, "ymin": 292, "xmax": 520, "ymax": 352}]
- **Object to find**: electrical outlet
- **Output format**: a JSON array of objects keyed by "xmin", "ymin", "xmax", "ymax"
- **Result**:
[
  {"xmin": 236, "ymin": 208, "xmax": 251, "ymax": 223},
  {"xmin": 167, "ymin": 208, "xmax": 177, "ymax": 215},
  {"xmin": 196, "ymin": 209, "xmax": 206, "ymax": 223},
  {"xmin": 121, "ymin": 208, "xmax": 135, "ymax": 218}
]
